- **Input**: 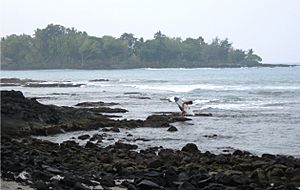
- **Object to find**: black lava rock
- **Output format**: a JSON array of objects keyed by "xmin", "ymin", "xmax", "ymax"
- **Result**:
[
  {"xmin": 181, "ymin": 143, "xmax": 200, "ymax": 153},
  {"xmin": 167, "ymin": 126, "xmax": 178, "ymax": 132},
  {"xmin": 78, "ymin": 134, "xmax": 90, "ymax": 140}
]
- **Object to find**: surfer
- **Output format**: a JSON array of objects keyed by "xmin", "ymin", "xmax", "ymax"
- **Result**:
[{"xmin": 174, "ymin": 97, "xmax": 193, "ymax": 116}]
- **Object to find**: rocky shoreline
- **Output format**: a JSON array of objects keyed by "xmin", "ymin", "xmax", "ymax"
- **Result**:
[{"xmin": 1, "ymin": 90, "xmax": 300, "ymax": 189}]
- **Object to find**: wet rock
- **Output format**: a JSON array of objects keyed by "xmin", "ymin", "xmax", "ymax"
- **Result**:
[
  {"xmin": 143, "ymin": 114, "xmax": 191, "ymax": 127},
  {"xmin": 102, "ymin": 127, "xmax": 120, "ymax": 132},
  {"xmin": 203, "ymin": 134, "xmax": 218, "ymax": 138},
  {"xmin": 215, "ymin": 172, "xmax": 232, "ymax": 185},
  {"xmin": 34, "ymin": 180, "xmax": 48, "ymax": 190},
  {"xmin": 178, "ymin": 181, "xmax": 196, "ymax": 190},
  {"xmin": 163, "ymin": 167, "xmax": 178, "ymax": 185},
  {"xmin": 134, "ymin": 138, "xmax": 150, "ymax": 142},
  {"xmin": 203, "ymin": 183, "xmax": 226, "ymax": 189},
  {"xmin": 0, "ymin": 83, "xmax": 20, "ymax": 87},
  {"xmin": 167, "ymin": 126, "xmax": 178, "ymax": 132},
  {"xmin": 124, "ymin": 92, "xmax": 142, "ymax": 95},
  {"xmin": 144, "ymin": 171, "xmax": 162, "ymax": 178},
  {"xmin": 249, "ymin": 168, "xmax": 267, "ymax": 182},
  {"xmin": 25, "ymin": 83, "xmax": 83, "ymax": 88},
  {"xmin": 99, "ymin": 173, "xmax": 115, "ymax": 187},
  {"xmin": 147, "ymin": 159, "xmax": 164, "ymax": 168},
  {"xmin": 89, "ymin": 79, "xmax": 109, "ymax": 82},
  {"xmin": 81, "ymin": 107, "xmax": 128, "ymax": 113},
  {"xmin": 74, "ymin": 182, "xmax": 90, "ymax": 190},
  {"xmin": 291, "ymin": 174, "xmax": 300, "ymax": 183},
  {"xmin": 177, "ymin": 171, "xmax": 189, "ymax": 182},
  {"xmin": 137, "ymin": 179, "xmax": 162, "ymax": 189},
  {"xmin": 85, "ymin": 141, "xmax": 97, "ymax": 148},
  {"xmin": 60, "ymin": 140, "xmax": 79, "ymax": 148},
  {"xmin": 62, "ymin": 176, "xmax": 77, "ymax": 187},
  {"xmin": 262, "ymin": 153, "xmax": 276, "ymax": 160},
  {"xmin": 112, "ymin": 142, "xmax": 138, "ymax": 150},
  {"xmin": 224, "ymin": 170, "xmax": 243, "ymax": 176},
  {"xmin": 143, "ymin": 115, "xmax": 171, "ymax": 128},
  {"xmin": 1, "ymin": 134, "xmax": 300, "ymax": 190},
  {"xmin": 75, "ymin": 101, "xmax": 119, "ymax": 107},
  {"xmin": 78, "ymin": 134, "xmax": 90, "ymax": 140},
  {"xmin": 32, "ymin": 170, "xmax": 52, "ymax": 181},
  {"xmin": 171, "ymin": 116, "xmax": 192, "ymax": 122},
  {"xmin": 252, "ymin": 160, "xmax": 269, "ymax": 168},
  {"xmin": 158, "ymin": 149, "xmax": 175, "ymax": 160},
  {"xmin": 43, "ymin": 166, "xmax": 62, "ymax": 174},
  {"xmin": 1, "ymin": 90, "xmax": 61, "ymax": 136},
  {"xmin": 45, "ymin": 126, "xmax": 65, "ymax": 135},
  {"xmin": 103, "ymin": 114, "xmax": 122, "ymax": 118},
  {"xmin": 197, "ymin": 176, "xmax": 212, "ymax": 186},
  {"xmin": 97, "ymin": 152, "xmax": 113, "ymax": 163},
  {"xmin": 270, "ymin": 167, "xmax": 285, "ymax": 178},
  {"xmin": 181, "ymin": 143, "xmax": 200, "ymax": 154},
  {"xmin": 49, "ymin": 93, "xmax": 76, "ymax": 96},
  {"xmin": 102, "ymin": 128, "xmax": 110, "ymax": 132},
  {"xmin": 1, "ymin": 78, "xmax": 25, "ymax": 84},
  {"xmin": 231, "ymin": 174, "xmax": 250, "ymax": 185},
  {"xmin": 194, "ymin": 113, "xmax": 213, "ymax": 117},
  {"xmin": 0, "ymin": 78, "xmax": 46, "ymax": 85},
  {"xmin": 129, "ymin": 95, "xmax": 151, "ymax": 100},
  {"xmin": 120, "ymin": 181, "xmax": 138, "ymax": 190},
  {"xmin": 233, "ymin": 150, "xmax": 251, "ymax": 156},
  {"xmin": 90, "ymin": 134, "xmax": 103, "ymax": 141},
  {"xmin": 1, "ymin": 90, "xmax": 125, "ymax": 136},
  {"xmin": 111, "ymin": 127, "xmax": 120, "ymax": 132}
]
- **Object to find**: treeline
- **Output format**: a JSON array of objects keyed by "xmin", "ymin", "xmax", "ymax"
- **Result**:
[{"xmin": 1, "ymin": 24, "xmax": 262, "ymax": 69}]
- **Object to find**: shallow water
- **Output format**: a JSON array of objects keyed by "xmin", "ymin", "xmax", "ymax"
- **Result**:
[{"xmin": 2, "ymin": 67, "xmax": 300, "ymax": 156}]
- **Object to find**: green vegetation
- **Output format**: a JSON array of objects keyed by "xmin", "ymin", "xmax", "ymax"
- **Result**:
[{"xmin": 1, "ymin": 24, "xmax": 262, "ymax": 69}]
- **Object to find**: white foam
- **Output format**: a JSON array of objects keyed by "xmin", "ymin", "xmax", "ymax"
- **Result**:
[
  {"xmin": 124, "ymin": 84, "xmax": 227, "ymax": 92},
  {"xmin": 199, "ymin": 100, "xmax": 276, "ymax": 110},
  {"xmin": 144, "ymin": 67, "xmax": 221, "ymax": 71},
  {"xmin": 193, "ymin": 99, "xmax": 211, "ymax": 105},
  {"xmin": 85, "ymin": 82, "xmax": 113, "ymax": 87},
  {"xmin": 123, "ymin": 83, "xmax": 300, "ymax": 93}
]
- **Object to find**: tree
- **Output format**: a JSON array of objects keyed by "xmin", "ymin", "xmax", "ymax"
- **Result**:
[
  {"xmin": 120, "ymin": 33, "xmax": 137, "ymax": 55},
  {"xmin": 228, "ymin": 49, "xmax": 246, "ymax": 63},
  {"xmin": 245, "ymin": 49, "xmax": 262, "ymax": 64},
  {"xmin": 0, "ymin": 24, "xmax": 263, "ymax": 69},
  {"xmin": 154, "ymin": 30, "xmax": 166, "ymax": 40},
  {"xmin": 102, "ymin": 36, "xmax": 128, "ymax": 63},
  {"xmin": 1, "ymin": 34, "xmax": 34, "ymax": 67},
  {"xmin": 79, "ymin": 37, "xmax": 102, "ymax": 67},
  {"xmin": 181, "ymin": 37, "xmax": 204, "ymax": 63}
]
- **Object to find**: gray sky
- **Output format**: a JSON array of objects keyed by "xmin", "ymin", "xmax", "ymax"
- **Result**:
[{"xmin": 1, "ymin": 0, "xmax": 300, "ymax": 63}]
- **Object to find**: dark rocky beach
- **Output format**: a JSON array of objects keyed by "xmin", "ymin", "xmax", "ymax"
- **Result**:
[{"xmin": 1, "ymin": 90, "xmax": 300, "ymax": 190}]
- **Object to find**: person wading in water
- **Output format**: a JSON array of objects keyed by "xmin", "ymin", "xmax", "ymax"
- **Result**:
[{"xmin": 174, "ymin": 97, "xmax": 193, "ymax": 116}]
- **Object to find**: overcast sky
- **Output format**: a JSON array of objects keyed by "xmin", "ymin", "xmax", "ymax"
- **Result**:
[{"xmin": 1, "ymin": 0, "xmax": 299, "ymax": 63}]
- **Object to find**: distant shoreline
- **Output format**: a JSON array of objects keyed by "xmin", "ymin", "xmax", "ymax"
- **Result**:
[{"xmin": 1, "ymin": 64, "xmax": 297, "ymax": 71}]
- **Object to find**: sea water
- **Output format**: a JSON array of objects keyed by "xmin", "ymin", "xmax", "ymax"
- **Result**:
[{"xmin": 1, "ymin": 67, "xmax": 300, "ymax": 156}]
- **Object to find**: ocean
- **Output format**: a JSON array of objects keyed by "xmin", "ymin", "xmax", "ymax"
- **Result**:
[{"xmin": 1, "ymin": 67, "xmax": 300, "ymax": 156}]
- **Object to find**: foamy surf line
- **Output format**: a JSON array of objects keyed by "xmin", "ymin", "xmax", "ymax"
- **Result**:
[
  {"xmin": 144, "ymin": 68, "xmax": 222, "ymax": 71},
  {"xmin": 123, "ymin": 84, "xmax": 229, "ymax": 92},
  {"xmin": 123, "ymin": 83, "xmax": 300, "ymax": 93}
]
